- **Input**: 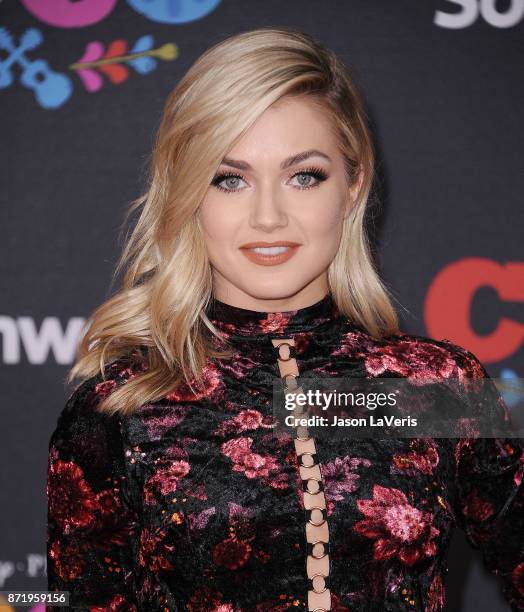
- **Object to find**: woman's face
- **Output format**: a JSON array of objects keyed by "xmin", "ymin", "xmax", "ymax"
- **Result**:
[{"xmin": 198, "ymin": 95, "xmax": 362, "ymax": 311}]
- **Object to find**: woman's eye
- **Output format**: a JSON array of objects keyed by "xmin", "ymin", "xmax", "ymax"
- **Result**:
[
  {"xmin": 211, "ymin": 173, "xmax": 247, "ymax": 193},
  {"xmin": 211, "ymin": 168, "xmax": 328, "ymax": 193},
  {"xmin": 290, "ymin": 169, "xmax": 328, "ymax": 189}
]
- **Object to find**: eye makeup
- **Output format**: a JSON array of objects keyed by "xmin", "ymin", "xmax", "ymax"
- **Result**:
[{"xmin": 211, "ymin": 166, "xmax": 329, "ymax": 194}]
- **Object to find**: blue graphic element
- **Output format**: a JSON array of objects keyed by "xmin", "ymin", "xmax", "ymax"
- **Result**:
[
  {"xmin": 0, "ymin": 27, "xmax": 72, "ymax": 109},
  {"xmin": 499, "ymin": 368, "xmax": 524, "ymax": 408},
  {"xmin": 128, "ymin": 35, "xmax": 156, "ymax": 74},
  {"xmin": 127, "ymin": 0, "xmax": 221, "ymax": 24}
]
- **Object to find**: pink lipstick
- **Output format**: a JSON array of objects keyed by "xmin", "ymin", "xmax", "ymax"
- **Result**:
[{"xmin": 239, "ymin": 241, "xmax": 301, "ymax": 266}]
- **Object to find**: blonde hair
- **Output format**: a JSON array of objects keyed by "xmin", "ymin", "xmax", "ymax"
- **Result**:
[{"xmin": 69, "ymin": 26, "xmax": 400, "ymax": 416}]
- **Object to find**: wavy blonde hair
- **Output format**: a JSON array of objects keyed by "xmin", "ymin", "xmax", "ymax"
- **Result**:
[{"xmin": 69, "ymin": 26, "xmax": 400, "ymax": 416}]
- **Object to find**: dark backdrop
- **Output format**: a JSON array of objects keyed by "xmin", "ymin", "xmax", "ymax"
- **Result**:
[{"xmin": 1, "ymin": 1, "xmax": 523, "ymax": 610}]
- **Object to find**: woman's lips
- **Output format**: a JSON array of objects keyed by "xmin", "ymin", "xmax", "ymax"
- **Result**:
[{"xmin": 239, "ymin": 242, "xmax": 300, "ymax": 266}]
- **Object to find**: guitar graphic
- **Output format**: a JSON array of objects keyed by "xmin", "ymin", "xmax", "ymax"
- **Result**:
[{"xmin": 0, "ymin": 27, "xmax": 71, "ymax": 109}]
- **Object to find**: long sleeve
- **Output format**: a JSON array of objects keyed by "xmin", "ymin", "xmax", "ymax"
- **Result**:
[
  {"xmin": 46, "ymin": 374, "xmax": 139, "ymax": 611},
  {"xmin": 451, "ymin": 349, "xmax": 524, "ymax": 611}
]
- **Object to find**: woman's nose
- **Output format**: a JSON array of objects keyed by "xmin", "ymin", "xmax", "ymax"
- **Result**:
[{"xmin": 249, "ymin": 187, "xmax": 288, "ymax": 231}]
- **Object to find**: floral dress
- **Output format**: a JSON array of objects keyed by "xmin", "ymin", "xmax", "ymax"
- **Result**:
[{"xmin": 46, "ymin": 294, "xmax": 524, "ymax": 611}]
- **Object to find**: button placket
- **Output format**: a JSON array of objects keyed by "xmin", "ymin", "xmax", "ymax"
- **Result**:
[{"xmin": 272, "ymin": 338, "xmax": 331, "ymax": 612}]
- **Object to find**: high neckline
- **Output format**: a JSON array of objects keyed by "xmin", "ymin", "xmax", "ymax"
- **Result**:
[{"xmin": 207, "ymin": 292, "xmax": 342, "ymax": 338}]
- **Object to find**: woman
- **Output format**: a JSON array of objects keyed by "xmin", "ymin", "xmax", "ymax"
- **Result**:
[{"xmin": 46, "ymin": 27, "xmax": 523, "ymax": 611}]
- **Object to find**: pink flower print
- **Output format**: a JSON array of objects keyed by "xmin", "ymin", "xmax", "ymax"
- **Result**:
[
  {"xmin": 166, "ymin": 361, "xmax": 222, "ymax": 401},
  {"xmin": 47, "ymin": 458, "xmax": 98, "ymax": 533},
  {"xmin": 143, "ymin": 460, "xmax": 190, "ymax": 503},
  {"xmin": 139, "ymin": 404, "xmax": 187, "ymax": 441},
  {"xmin": 215, "ymin": 409, "xmax": 264, "ymax": 436},
  {"xmin": 188, "ymin": 506, "xmax": 216, "ymax": 531},
  {"xmin": 353, "ymin": 484, "xmax": 439, "ymax": 566},
  {"xmin": 228, "ymin": 502, "xmax": 254, "ymax": 520},
  {"xmin": 221, "ymin": 437, "xmax": 280, "ymax": 479},
  {"xmin": 331, "ymin": 330, "xmax": 372, "ymax": 360},
  {"xmin": 322, "ymin": 456, "xmax": 372, "ymax": 501},
  {"xmin": 364, "ymin": 340, "xmax": 456, "ymax": 384},
  {"xmin": 259, "ymin": 312, "xmax": 293, "ymax": 334},
  {"xmin": 138, "ymin": 526, "xmax": 174, "ymax": 572},
  {"xmin": 391, "ymin": 439, "xmax": 439, "ymax": 476}
]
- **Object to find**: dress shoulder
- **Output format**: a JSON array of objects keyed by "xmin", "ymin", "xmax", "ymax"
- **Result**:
[
  {"xmin": 53, "ymin": 349, "xmax": 145, "ymax": 426},
  {"xmin": 409, "ymin": 333, "xmax": 491, "ymax": 377},
  {"xmin": 389, "ymin": 328, "xmax": 487, "ymax": 368},
  {"xmin": 342, "ymin": 320, "xmax": 493, "ymax": 384}
]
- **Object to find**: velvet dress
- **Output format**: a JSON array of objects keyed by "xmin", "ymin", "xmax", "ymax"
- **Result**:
[{"xmin": 46, "ymin": 293, "xmax": 524, "ymax": 611}]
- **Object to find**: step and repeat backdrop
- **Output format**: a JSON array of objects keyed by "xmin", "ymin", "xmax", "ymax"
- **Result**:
[{"xmin": 0, "ymin": 1, "xmax": 522, "ymax": 610}]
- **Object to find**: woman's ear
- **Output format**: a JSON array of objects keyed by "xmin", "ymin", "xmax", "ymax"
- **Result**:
[{"xmin": 343, "ymin": 163, "xmax": 364, "ymax": 219}]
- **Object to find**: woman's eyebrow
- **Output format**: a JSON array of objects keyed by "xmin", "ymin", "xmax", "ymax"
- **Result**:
[{"xmin": 220, "ymin": 149, "xmax": 331, "ymax": 171}]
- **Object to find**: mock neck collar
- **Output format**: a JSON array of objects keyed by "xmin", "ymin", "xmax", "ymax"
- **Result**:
[{"xmin": 207, "ymin": 292, "xmax": 342, "ymax": 338}]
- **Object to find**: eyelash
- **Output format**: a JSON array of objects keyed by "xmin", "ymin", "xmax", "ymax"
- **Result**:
[{"xmin": 211, "ymin": 166, "xmax": 329, "ymax": 194}]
